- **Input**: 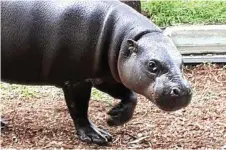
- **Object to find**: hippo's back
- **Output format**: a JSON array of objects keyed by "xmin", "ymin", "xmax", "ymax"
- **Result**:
[
  {"xmin": 1, "ymin": 0, "xmax": 159, "ymax": 85},
  {"xmin": 1, "ymin": 1, "xmax": 114, "ymax": 84}
]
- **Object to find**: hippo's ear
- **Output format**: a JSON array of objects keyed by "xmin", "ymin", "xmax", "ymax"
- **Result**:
[{"xmin": 127, "ymin": 39, "xmax": 138, "ymax": 53}]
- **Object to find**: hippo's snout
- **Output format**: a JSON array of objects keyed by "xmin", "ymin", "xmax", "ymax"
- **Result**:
[{"xmin": 156, "ymin": 83, "xmax": 192, "ymax": 111}]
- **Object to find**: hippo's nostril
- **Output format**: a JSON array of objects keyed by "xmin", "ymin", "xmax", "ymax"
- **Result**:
[{"xmin": 171, "ymin": 87, "xmax": 180, "ymax": 96}]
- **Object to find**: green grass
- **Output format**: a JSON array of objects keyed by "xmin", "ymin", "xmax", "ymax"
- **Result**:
[
  {"xmin": 0, "ymin": 83, "xmax": 39, "ymax": 98},
  {"xmin": 141, "ymin": 0, "xmax": 226, "ymax": 27},
  {"xmin": 0, "ymin": 82, "xmax": 113, "ymax": 105},
  {"xmin": 91, "ymin": 88, "xmax": 114, "ymax": 105}
]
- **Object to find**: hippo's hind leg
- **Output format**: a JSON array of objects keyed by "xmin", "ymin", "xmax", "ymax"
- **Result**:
[
  {"xmin": 62, "ymin": 81, "xmax": 112, "ymax": 145},
  {"xmin": 95, "ymin": 83, "xmax": 137, "ymax": 126}
]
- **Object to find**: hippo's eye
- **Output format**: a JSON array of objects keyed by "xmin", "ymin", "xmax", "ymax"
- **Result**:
[{"xmin": 148, "ymin": 61, "xmax": 158, "ymax": 74}]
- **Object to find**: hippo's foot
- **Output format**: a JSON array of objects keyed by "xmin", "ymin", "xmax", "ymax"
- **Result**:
[
  {"xmin": 63, "ymin": 81, "xmax": 112, "ymax": 145},
  {"xmin": 76, "ymin": 120, "xmax": 112, "ymax": 145},
  {"xmin": 107, "ymin": 101, "xmax": 136, "ymax": 126},
  {"xmin": 94, "ymin": 83, "xmax": 137, "ymax": 126}
]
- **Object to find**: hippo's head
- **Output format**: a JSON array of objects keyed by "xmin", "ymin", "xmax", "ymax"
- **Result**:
[{"xmin": 118, "ymin": 32, "xmax": 192, "ymax": 111}]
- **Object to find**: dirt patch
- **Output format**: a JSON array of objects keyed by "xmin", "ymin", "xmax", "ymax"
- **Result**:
[{"xmin": 1, "ymin": 64, "xmax": 226, "ymax": 149}]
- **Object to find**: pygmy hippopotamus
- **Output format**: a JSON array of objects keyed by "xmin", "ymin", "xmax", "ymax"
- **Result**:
[{"xmin": 1, "ymin": 1, "xmax": 192, "ymax": 145}]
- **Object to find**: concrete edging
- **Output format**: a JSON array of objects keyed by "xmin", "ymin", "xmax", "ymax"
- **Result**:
[{"xmin": 163, "ymin": 25, "xmax": 226, "ymax": 63}]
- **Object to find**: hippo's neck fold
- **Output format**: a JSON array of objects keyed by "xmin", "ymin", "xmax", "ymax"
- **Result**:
[{"xmin": 106, "ymin": 3, "xmax": 162, "ymax": 83}]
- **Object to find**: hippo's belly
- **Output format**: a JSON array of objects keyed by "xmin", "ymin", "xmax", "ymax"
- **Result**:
[{"xmin": 1, "ymin": 47, "xmax": 42, "ymax": 84}]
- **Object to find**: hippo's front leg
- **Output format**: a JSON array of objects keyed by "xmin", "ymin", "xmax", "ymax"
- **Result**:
[
  {"xmin": 95, "ymin": 83, "xmax": 137, "ymax": 126},
  {"xmin": 62, "ymin": 81, "xmax": 112, "ymax": 145}
]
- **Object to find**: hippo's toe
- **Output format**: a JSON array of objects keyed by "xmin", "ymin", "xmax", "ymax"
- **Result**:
[
  {"xmin": 107, "ymin": 102, "xmax": 136, "ymax": 126},
  {"xmin": 76, "ymin": 121, "xmax": 112, "ymax": 145}
]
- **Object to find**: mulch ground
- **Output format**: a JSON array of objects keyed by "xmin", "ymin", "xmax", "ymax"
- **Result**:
[{"xmin": 1, "ymin": 64, "xmax": 226, "ymax": 149}]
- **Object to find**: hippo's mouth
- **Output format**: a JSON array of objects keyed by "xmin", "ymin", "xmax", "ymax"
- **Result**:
[{"xmin": 154, "ymin": 95, "xmax": 192, "ymax": 111}]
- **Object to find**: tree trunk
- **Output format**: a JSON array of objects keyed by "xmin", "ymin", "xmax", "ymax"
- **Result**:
[{"xmin": 121, "ymin": 1, "xmax": 141, "ymax": 13}]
